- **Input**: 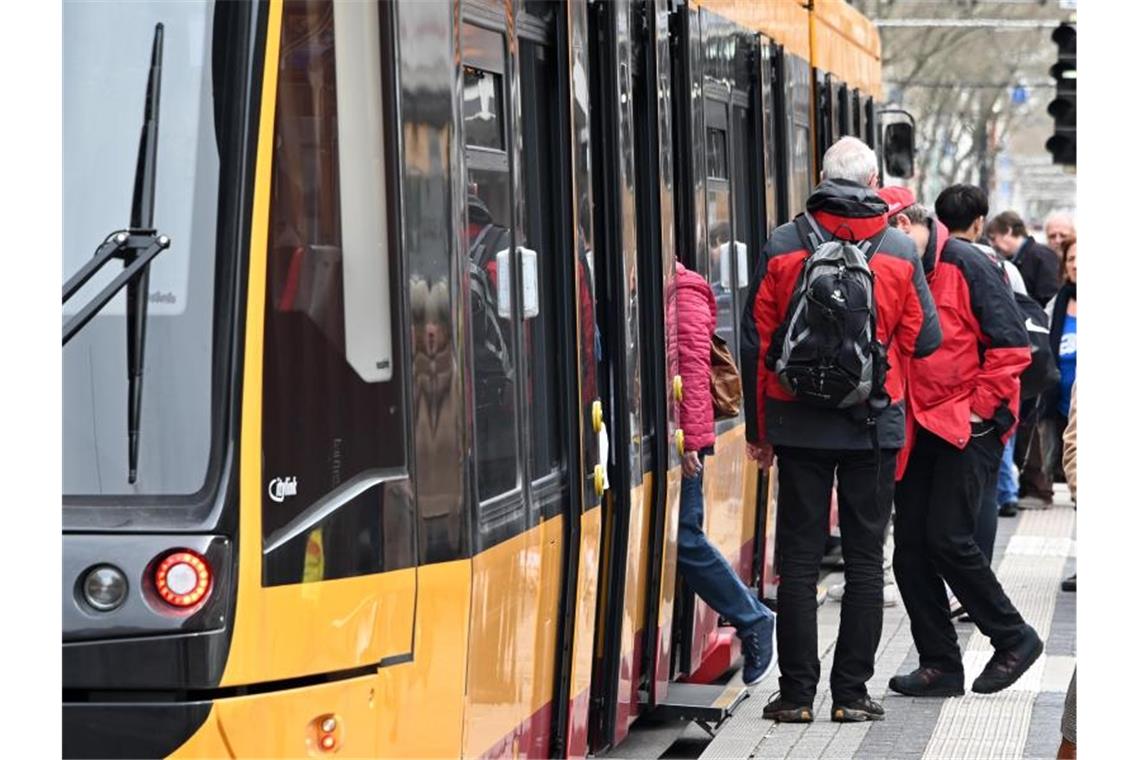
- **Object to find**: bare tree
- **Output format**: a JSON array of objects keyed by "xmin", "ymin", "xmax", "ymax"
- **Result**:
[{"xmin": 851, "ymin": 0, "xmax": 1072, "ymax": 211}]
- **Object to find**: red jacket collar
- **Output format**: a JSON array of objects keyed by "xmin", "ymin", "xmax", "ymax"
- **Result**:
[{"xmin": 811, "ymin": 209, "xmax": 888, "ymax": 241}]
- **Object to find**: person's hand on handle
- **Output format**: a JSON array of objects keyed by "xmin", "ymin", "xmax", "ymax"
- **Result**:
[
  {"xmin": 746, "ymin": 441, "xmax": 774, "ymax": 469},
  {"xmin": 682, "ymin": 450, "xmax": 702, "ymax": 478}
]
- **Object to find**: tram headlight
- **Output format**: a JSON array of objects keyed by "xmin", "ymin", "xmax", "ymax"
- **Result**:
[{"xmin": 82, "ymin": 565, "xmax": 128, "ymax": 612}]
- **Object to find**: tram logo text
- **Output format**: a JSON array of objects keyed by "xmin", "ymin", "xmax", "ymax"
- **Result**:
[{"xmin": 268, "ymin": 476, "xmax": 298, "ymax": 503}]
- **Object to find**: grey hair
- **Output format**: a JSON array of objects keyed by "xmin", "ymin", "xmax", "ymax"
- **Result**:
[
  {"xmin": 1045, "ymin": 210, "xmax": 1076, "ymax": 230},
  {"xmin": 821, "ymin": 136, "xmax": 878, "ymax": 186},
  {"xmin": 888, "ymin": 204, "xmax": 930, "ymax": 227}
]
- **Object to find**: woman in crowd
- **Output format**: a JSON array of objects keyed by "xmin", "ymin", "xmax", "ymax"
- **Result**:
[{"xmin": 1046, "ymin": 238, "xmax": 1077, "ymax": 503}]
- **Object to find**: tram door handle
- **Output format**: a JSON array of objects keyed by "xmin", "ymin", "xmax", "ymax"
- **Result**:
[{"xmin": 592, "ymin": 399, "xmax": 610, "ymax": 497}]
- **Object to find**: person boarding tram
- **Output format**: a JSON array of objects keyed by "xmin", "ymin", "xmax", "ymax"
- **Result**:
[{"xmin": 674, "ymin": 258, "xmax": 777, "ymax": 688}]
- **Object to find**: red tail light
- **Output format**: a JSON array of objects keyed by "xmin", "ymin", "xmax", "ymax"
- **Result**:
[{"xmin": 154, "ymin": 550, "xmax": 212, "ymax": 608}]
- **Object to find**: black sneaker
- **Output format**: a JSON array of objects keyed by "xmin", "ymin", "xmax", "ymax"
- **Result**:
[
  {"xmin": 832, "ymin": 695, "xmax": 885, "ymax": 722},
  {"xmin": 999, "ymin": 501, "xmax": 1019, "ymax": 518},
  {"xmin": 972, "ymin": 629, "xmax": 1044, "ymax": 694},
  {"xmin": 762, "ymin": 692, "xmax": 814, "ymax": 723},
  {"xmin": 888, "ymin": 666, "xmax": 965, "ymax": 697},
  {"xmin": 1061, "ymin": 574, "xmax": 1076, "ymax": 592}
]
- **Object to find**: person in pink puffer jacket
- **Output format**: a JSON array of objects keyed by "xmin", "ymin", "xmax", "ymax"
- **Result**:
[{"xmin": 675, "ymin": 261, "xmax": 776, "ymax": 687}]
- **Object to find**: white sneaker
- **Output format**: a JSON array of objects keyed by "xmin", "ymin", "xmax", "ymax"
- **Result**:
[
  {"xmin": 826, "ymin": 581, "xmax": 899, "ymax": 607},
  {"xmin": 945, "ymin": 583, "xmax": 963, "ymax": 618}
]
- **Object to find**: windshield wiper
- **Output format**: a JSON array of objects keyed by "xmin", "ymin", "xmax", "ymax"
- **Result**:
[{"xmin": 62, "ymin": 23, "xmax": 169, "ymax": 484}]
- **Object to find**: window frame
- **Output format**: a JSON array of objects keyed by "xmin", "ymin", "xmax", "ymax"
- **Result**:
[{"xmin": 259, "ymin": 0, "xmax": 416, "ymax": 584}]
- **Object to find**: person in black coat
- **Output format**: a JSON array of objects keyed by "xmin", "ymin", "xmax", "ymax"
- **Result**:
[{"xmin": 986, "ymin": 210, "xmax": 1060, "ymax": 308}]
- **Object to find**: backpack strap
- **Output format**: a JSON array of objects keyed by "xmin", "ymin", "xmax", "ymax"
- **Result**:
[{"xmin": 792, "ymin": 213, "xmax": 825, "ymax": 254}]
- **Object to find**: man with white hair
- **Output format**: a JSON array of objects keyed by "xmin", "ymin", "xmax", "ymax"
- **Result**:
[
  {"xmin": 1044, "ymin": 210, "xmax": 1076, "ymax": 256},
  {"xmin": 740, "ymin": 136, "xmax": 941, "ymax": 724}
]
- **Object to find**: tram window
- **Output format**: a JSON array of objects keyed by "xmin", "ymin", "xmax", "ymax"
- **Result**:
[
  {"xmin": 706, "ymin": 127, "xmax": 728, "ymax": 179},
  {"xmin": 815, "ymin": 71, "xmax": 833, "ymax": 174},
  {"xmin": 730, "ymin": 104, "xmax": 754, "ymax": 358},
  {"xmin": 63, "ymin": 0, "xmax": 220, "ymax": 496},
  {"xmin": 759, "ymin": 40, "xmax": 778, "ymax": 233},
  {"xmin": 463, "ymin": 67, "xmax": 504, "ymax": 151},
  {"xmin": 838, "ymin": 83, "xmax": 850, "ymax": 137},
  {"xmin": 261, "ymin": 0, "xmax": 413, "ymax": 586},
  {"xmin": 519, "ymin": 38, "xmax": 564, "ymax": 482},
  {"xmin": 463, "ymin": 24, "xmax": 521, "ymax": 504},
  {"xmin": 786, "ymin": 55, "xmax": 813, "ymax": 211}
]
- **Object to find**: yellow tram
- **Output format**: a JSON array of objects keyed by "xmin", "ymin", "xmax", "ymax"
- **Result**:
[{"xmin": 62, "ymin": 1, "xmax": 883, "ymax": 757}]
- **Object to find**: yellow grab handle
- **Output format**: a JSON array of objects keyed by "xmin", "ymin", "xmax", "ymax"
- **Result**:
[
  {"xmin": 675, "ymin": 429, "xmax": 685, "ymax": 458},
  {"xmin": 673, "ymin": 375, "xmax": 683, "ymax": 403},
  {"xmin": 592, "ymin": 399, "xmax": 603, "ymax": 434},
  {"xmin": 594, "ymin": 464, "xmax": 606, "ymax": 496}
]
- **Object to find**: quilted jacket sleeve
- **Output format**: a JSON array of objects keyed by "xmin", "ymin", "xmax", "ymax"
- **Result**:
[{"xmin": 676, "ymin": 271, "xmax": 717, "ymax": 451}]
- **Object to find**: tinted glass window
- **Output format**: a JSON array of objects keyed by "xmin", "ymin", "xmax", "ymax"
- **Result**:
[
  {"xmin": 63, "ymin": 0, "xmax": 220, "ymax": 496},
  {"xmin": 262, "ymin": 0, "xmax": 412, "ymax": 585},
  {"xmin": 519, "ymin": 39, "xmax": 563, "ymax": 482},
  {"xmin": 463, "ymin": 25, "xmax": 520, "ymax": 504},
  {"xmin": 463, "ymin": 66, "xmax": 504, "ymax": 150},
  {"xmin": 706, "ymin": 127, "xmax": 728, "ymax": 179}
]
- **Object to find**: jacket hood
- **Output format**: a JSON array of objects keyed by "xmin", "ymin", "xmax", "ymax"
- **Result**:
[
  {"xmin": 806, "ymin": 179, "xmax": 889, "ymax": 241},
  {"xmin": 923, "ymin": 219, "xmax": 949, "ymax": 277},
  {"xmin": 675, "ymin": 261, "xmax": 716, "ymax": 302}
]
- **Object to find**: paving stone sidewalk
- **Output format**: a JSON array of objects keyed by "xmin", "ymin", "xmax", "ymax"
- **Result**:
[{"xmin": 698, "ymin": 493, "xmax": 1076, "ymax": 760}]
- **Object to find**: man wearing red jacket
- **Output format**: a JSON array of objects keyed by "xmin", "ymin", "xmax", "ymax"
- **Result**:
[
  {"xmin": 740, "ymin": 137, "xmax": 941, "ymax": 723},
  {"xmin": 879, "ymin": 186, "xmax": 1043, "ymax": 699}
]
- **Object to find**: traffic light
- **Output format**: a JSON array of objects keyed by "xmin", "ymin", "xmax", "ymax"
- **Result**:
[{"xmin": 1046, "ymin": 23, "xmax": 1076, "ymax": 166}]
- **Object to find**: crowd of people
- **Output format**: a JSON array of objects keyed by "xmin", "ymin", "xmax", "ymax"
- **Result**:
[{"xmin": 673, "ymin": 137, "xmax": 1076, "ymax": 738}]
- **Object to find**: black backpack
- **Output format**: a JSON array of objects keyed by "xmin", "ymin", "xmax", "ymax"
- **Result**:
[
  {"xmin": 765, "ymin": 213, "xmax": 889, "ymax": 414},
  {"xmin": 1015, "ymin": 291, "xmax": 1059, "ymax": 400}
]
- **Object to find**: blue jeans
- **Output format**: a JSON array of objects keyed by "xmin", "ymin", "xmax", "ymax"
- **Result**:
[
  {"xmin": 997, "ymin": 433, "xmax": 1018, "ymax": 506},
  {"xmin": 678, "ymin": 458, "xmax": 773, "ymax": 636}
]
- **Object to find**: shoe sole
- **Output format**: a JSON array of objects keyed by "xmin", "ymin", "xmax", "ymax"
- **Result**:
[
  {"xmin": 832, "ymin": 708, "xmax": 885, "ymax": 723},
  {"xmin": 972, "ymin": 637, "xmax": 1044, "ymax": 694},
  {"xmin": 888, "ymin": 681, "xmax": 965, "ymax": 698},
  {"xmin": 763, "ymin": 708, "xmax": 814, "ymax": 723},
  {"xmin": 743, "ymin": 622, "xmax": 779, "ymax": 687}
]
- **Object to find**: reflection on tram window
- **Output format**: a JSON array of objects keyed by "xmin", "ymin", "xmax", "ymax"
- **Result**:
[
  {"xmin": 262, "ymin": 0, "xmax": 412, "ymax": 586},
  {"xmin": 706, "ymin": 127, "xmax": 728, "ymax": 180},
  {"xmin": 463, "ymin": 67, "xmax": 504, "ymax": 150},
  {"xmin": 467, "ymin": 168, "xmax": 519, "ymax": 502},
  {"xmin": 462, "ymin": 23, "xmax": 520, "ymax": 505}
]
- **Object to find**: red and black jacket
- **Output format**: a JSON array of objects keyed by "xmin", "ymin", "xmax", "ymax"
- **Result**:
[
  {"xmin": 898, "ymin": 218, "xmax": 1032, "ymax": 476},
  {"xmin": 740, "ymin": 179, "xmax": 941, "ymax": 451}
]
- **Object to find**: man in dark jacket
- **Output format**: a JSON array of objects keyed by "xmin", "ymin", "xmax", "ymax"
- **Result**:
[
  {"xmin": 881, "ymin": 186, "xmax": 1043, "ymax": 699},
  {"xmin": 740, "ymin": 137, "xmax": 941, "ymax": 724},
  {"xmin": 987, "ymin": 210, "xmax": 1059, "ymax": 307}
]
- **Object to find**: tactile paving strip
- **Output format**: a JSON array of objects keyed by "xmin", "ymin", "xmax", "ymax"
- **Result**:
[{"xmin": 921, "ymin": 507, "xmax": 1076, "ymax": 760}]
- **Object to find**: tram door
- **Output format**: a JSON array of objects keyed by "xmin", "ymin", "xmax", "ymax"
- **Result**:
[
  {"xmin": 457, "ymin": 3, "xmax": 580, "ymax": 757},
  {"xmin": 669, "ymin": 5, "xmax": 770, "ymax": 681},
  {"xmin": 585, "ymin": 0, "xmax": 679, "ymax": 750}
]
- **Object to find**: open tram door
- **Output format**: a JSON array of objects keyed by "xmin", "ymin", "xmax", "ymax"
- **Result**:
[{"xmin": 662, "ymin": 2, "xmax": 782, "ymax": 689}]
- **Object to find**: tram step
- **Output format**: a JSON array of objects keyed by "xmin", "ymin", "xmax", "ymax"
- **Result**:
[{"xmin": 650, "ymin": 682, "xmax": 750, "ymax": 735}]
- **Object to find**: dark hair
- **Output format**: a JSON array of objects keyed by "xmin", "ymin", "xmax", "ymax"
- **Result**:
[
  {"xmin": 1060, "ymin": 235, "xmax": 1077, "ymax": 284},
  {"xmin": 935, "ymin": 184, "xmax": 989, "ymax": 233},
  {"xmin": 986, "ymin": 210, "xmax": 1028, "ymax": 238}
]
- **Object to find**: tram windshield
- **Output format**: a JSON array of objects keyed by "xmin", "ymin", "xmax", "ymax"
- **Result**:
[{"xmin": 63, "ymin": 0, "xmax": 224, "ymax": 498}]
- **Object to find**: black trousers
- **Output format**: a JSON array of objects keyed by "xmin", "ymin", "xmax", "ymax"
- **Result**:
[
  {"xmin": 773, "ymin": 445, "xmax": 896, "ymax": 704},
  {"xmin": 894, "ymin": 425, "xmax": 1030, "ymax": 672}
]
